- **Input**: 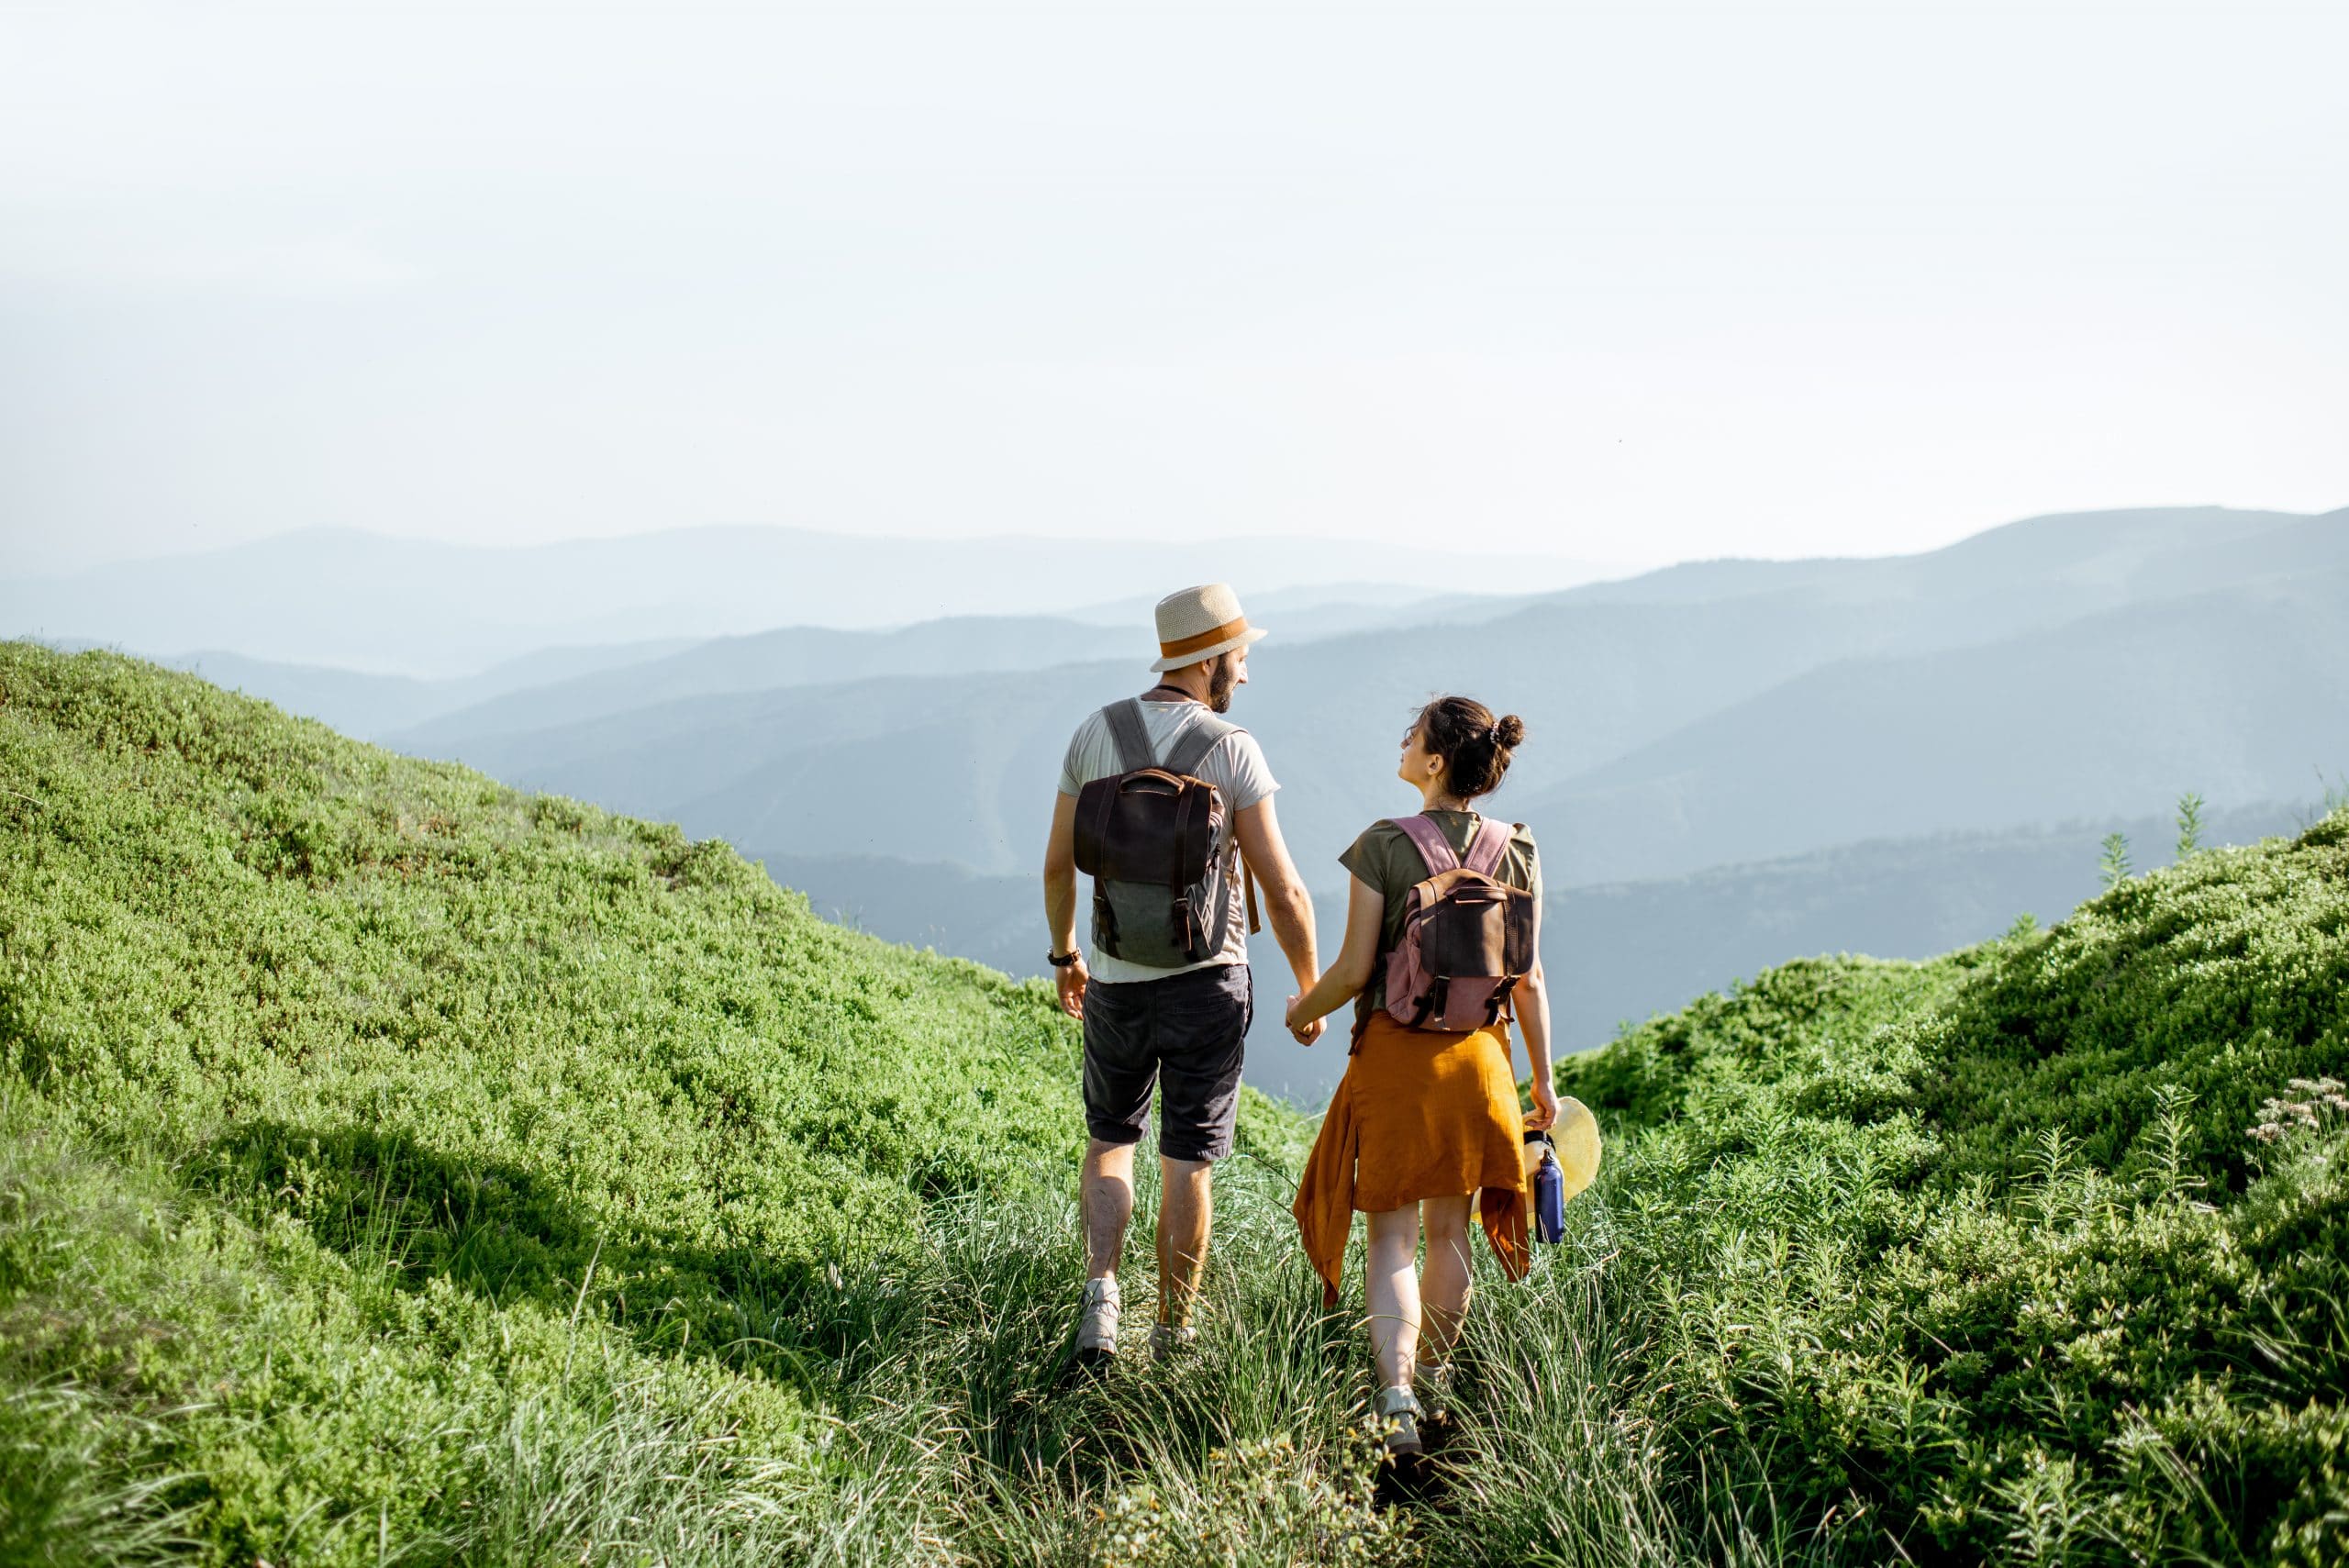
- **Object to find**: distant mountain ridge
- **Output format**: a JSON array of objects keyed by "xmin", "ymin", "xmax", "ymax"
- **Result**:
[
  {"xmin": 387, "ymin": 594, "xmax": 1511, "ymax": 754},
  {"xmin": 50, "ymin": 595, "xmax": 1488, "ymax": 746},
  {"xmin": 1, "ymin": 524, "xmax": 1618, "ymax": 677},
  {"xmin": 394, "ymin": 617, "xmax": 1141, "ymax": 752},
  {"xmin": 1556, "ymin": 504, "xmax": 2332, "ymax": 610},
  {"xmin": 1531, "ymin": 567, "xmax": 2349, "ymax": 881},
  {"xmin": 121, "ymin": 639, "xmax": 697, "ymax": 740},
  {"xmin": 414, "ymin": 506, "xmax": 2349, "ymax": 889}
]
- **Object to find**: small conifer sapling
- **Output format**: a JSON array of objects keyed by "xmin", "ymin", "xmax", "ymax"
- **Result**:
[
  {"xmin": 2175, "ymin": 792, "xmax": 2206, "ymax": 860},
  {"xmin": 2099, "ymin": 831, "xmax": 2132, "ymax": 891}
]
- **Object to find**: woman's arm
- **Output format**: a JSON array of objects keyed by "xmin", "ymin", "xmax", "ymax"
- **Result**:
[
  {"xmin": 1285, "ymin": 875, "xmax": 1385, "ymax": 1042},
  {"xmin": 1514, "ymin": 960, "xmax": 1558, "ymax": 1129},
  {"xmin": 1516, "ymin": 844, "xmax": 1557, "ymax": 1126}
]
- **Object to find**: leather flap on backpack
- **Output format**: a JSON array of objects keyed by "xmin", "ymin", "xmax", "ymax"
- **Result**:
[{"xmin": 1074, "ymin": 771, "xmax": 1219, "ymax": 886}]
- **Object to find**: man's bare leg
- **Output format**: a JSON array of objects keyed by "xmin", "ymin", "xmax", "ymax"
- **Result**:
[
  {"xmin": 1085, "ymin": 1140, "xmax": 1137, "ymax": 1279},
  {"xmin": 1156, "ymin": 1156, "xmax": 1213, "ymax": 1327}
]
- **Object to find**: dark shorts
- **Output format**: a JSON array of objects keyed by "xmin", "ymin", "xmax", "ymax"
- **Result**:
[{"xmin": 1083, "ymin": 962, "xmax": 1252, "ymax": 1162}]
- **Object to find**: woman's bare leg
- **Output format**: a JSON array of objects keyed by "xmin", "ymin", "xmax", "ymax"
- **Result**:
[
  {"xmin": 1364, "ymin": 1205, "xmax": 1422, "ymax": 1390},
  {"xmin": 1419, "ymin": 1195, "xmax": 1475, "ymax": 1365}
]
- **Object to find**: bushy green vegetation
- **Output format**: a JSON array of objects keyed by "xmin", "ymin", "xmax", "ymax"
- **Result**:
[
  {"xmin": 4, "ymin": 640, "xmax": 2345, "ymax": 1565},
  {"xmin": 1552, "ymin": 817, "xmax": 2349, "ymax": 1563}
]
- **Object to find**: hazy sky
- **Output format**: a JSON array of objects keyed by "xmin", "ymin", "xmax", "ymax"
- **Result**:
[{"xmin": 4, "ymin": 1, "xmax": 2344, "ymax": 577}]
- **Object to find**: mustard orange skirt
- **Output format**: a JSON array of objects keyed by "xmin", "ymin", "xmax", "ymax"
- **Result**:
[{"xmin": 1292, "ymin": 1011, "xmax": 1531, "ymax": 1307}]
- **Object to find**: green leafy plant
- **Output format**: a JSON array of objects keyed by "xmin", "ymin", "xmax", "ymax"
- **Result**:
[{"xmin": 2139, "ymin": 1082, "xmax": 2207, "ymax": 1201}]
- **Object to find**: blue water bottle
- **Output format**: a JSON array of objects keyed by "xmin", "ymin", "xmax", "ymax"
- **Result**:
[{"xmin": 1528, "ymin": 1132, "xmax": 1566, "ymax": 1243}]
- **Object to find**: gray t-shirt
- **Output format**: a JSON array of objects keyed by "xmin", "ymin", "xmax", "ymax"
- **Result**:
[{"xmin": 1058, "ymin": 696, "xmax": 1279, "ymax": 982}]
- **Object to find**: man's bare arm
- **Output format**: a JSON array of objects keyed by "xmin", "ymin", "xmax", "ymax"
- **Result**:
[
  {"xmin": 1233, "ymin": 796, "xmax": 1318, "ymax": 993},
  {"xmin": 1042, "ymin": 792, "xmax": 1086, "ymax": 1018}
]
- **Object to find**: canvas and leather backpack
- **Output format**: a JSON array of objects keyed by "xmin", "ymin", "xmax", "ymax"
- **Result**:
[
  {"xmin": 1072, "ymin": 699, "xmax": 1260, "ymax": 969},
  {"xmin": 1382, "ymin": 813, "xmax": 1537, "ymax": 1031}
]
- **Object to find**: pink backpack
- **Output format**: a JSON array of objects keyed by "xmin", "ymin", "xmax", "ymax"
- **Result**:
[{"xmin": 1383, "ymin": 814, "xmax": 1538, "ymax": 1032}]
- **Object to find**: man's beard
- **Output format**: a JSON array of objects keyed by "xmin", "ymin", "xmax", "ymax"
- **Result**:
[{"xmin": 1207, "ymin": 655, "xmax": 1238, "ymax": 713}]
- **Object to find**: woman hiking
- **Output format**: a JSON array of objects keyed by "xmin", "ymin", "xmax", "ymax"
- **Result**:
[{"xmin": 1285, "ymin": 695, "xmax": 1557, "ymax": 1461}]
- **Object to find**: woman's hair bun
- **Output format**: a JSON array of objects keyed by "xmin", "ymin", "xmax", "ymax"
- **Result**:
[{"xmin": 1416, "ymin": 695, "xmax": 1526, "ymax": 800}]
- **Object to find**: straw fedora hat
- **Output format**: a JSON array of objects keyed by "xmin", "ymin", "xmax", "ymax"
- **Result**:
[{"xmin": 1150, "ymin": 583, "xmax": 1269, "ymax": 673}]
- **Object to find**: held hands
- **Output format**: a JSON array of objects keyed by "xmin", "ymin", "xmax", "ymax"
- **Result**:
[
  {"xmin": 1054, "ymin": 956, "xmax": 1088, "ymax": 1020},
  {"xmin": 1284, "ymin": 994, "xmax": 1325, "ymax": 1047},
  {"xmin": 1524, "ymin": 1074, "xmax": 1559, "ymax": 1131}
]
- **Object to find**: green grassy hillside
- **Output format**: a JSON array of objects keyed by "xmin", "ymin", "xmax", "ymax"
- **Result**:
[
  {"xmin": 0, "ymin": 642, "xmax": 1284, "ymax": 1562},
  {"xmin": 1546, "ymin": 862, "xmax": 2349, "ymax": 1564},
  {"xmin": 5, "ymin": 640, "xmax": 2346, "ymax": 1566}
]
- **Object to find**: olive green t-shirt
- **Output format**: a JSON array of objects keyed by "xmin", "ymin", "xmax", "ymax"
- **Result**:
[{"xmin": 1337, "ymin": 809, "xmax": 1542, "ymax": 1032}]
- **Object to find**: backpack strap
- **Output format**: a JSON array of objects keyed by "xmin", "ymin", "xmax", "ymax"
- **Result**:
[
  {"xmin": 1469, "ymin": 817, "xmax": 1529, "ymax": 1029},
  {"xmin": 1167, "ymin": 713, "xmax": 1245, "ymax": 895},
  {"xmin": 1392, "ymin": 813, "xmax": 1461, "ymax": 875},
  {"xmin": 1170, "ymin": 779, "xmax": 1202, "ymax": 891},
  {"xmin": 1161, "ymin": 710, "xmax": 1242, "ymax": 780},
  {"xmin": 1103, "ymin": 698, "xmax": 1155, "ymax": 773},
  {"xmin": 1464, "ymin": 817, "xmax": 1517, "ymax": 878}
]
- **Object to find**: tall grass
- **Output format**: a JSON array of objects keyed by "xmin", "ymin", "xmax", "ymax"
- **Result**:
[
  {"xmin": 739, "ymin": 1139, "xmax": 1735, "ymax": 1568},
  {"xmin": 0, "ymin": 1073, "xmax": 1732, "ymax": 1566}
]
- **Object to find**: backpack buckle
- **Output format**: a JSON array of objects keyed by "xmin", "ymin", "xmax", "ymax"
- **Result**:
[{"xmin": 1169, "ymin": 894, "xmax": 1204, "ymax": 959}]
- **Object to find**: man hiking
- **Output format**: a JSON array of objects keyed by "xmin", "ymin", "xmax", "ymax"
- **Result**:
[{"xmin": 1042, "ymin": 583, "xmax": 1321, "ymax": 1364}]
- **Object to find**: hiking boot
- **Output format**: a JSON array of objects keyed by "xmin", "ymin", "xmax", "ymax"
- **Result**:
[
  {"xmin": 1375, "ymin": 1385, "xmax": 1425, "ymax": 1460},
  {"xmin": 1075, "ymin": 1277, "xmax": 1120, "ymax": 1365},
  {"xmin": 1148, "ymin": 1323, "xmax": 1198, "ymax": 1362}
]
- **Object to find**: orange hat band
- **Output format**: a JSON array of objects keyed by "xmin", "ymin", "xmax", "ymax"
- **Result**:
[{"xmin": 1158, "ymin": 617, "xmax": 1251, "ymax": 660}]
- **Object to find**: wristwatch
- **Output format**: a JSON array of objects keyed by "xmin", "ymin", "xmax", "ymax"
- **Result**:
[{"xmin": 1048, "ymin": 950, "xmax": 1082, "ymax": 969}]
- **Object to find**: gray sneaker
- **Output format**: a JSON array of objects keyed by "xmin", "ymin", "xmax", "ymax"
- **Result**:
[
  {"xmin": 1374, "ymin": 1384, "xmax": 1424, "ymax": 1458},
  {"xmin": 1148, "ymin": 1323, "xmax": 1198, "ymax": 1362},
  {"xmin": 1075, "ymin": 1277, "xmax": 1120, "ymax": 1364}
]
